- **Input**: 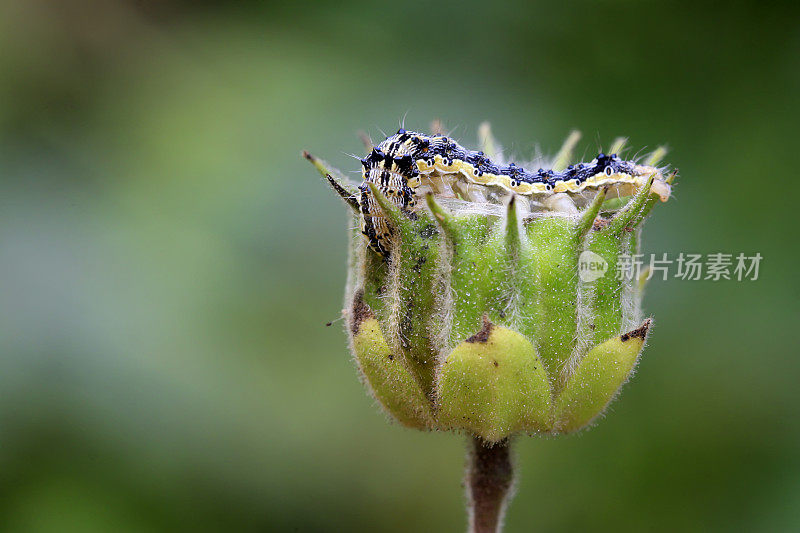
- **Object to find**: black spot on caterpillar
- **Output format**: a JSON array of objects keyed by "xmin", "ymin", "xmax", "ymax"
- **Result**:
[{"xmin": 359, "ymin": 128, "xmax": 668, "ymax": 257}]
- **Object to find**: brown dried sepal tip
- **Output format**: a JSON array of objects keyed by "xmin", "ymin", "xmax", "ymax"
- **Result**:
[
  {"xmin": 466, "ymin": 315, "xmax": 494, "ymax": 344},
  {"xmin": 620, "ymin": 318, "xmax": 652, "ymax": 342},
  {"xmin": 350, "ymin": 290, "xmax": 374, "ymax": 336}
]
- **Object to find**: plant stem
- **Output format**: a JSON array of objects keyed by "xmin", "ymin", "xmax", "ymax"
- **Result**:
[{"xmin": 466, "ymin": 437, "xmax": 515, "ymax": 533}]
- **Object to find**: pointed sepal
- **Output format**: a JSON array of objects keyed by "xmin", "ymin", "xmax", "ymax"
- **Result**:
[
  {"xmin": 351, "ymin": 301, "xmax": 434, "ymax": 430},
  {"xmin": 608, "ymin": 136, "xmax": 628, "ymax": 156},
  {"xmin": 554, "ymin": 319, "xmax": 652, "ymax": 433},
  {"xmin": 504, "ymin": 195, "xmax": 521, "ymax": 262},
  {"xmin": 367, "ymin": 182, "xmax": 409, "ymax": 231},
  {"xmin": 302, "ymin": 150, "xmax": 360, "ymax": 212},
  {"xmin": 425, "ymin": 192, "xmax": 457, "ymax": 242},
  {"xmin": 478, "ymin": 122, "xmax": 500, "ymax": 159},
  {"xmin": 552, "ymin": 130, "xmax": 582, "ymax": 171},
  {"xmin": 574, "ymin": 186, "xmax": 610, "ymax": 241},
  {"xmin": 607, "ymin": 173, "xmax": 655, "ymax": 234}
]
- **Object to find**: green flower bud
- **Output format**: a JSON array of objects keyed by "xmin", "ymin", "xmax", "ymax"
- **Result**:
[{"xmin": 304, "ymin": 127, "xmax": 674, "ymax": 442}]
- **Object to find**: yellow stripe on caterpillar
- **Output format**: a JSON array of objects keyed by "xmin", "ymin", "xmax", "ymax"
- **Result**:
[{"xmin": 357, "ymin": 128, "xmax": 671, "ymax": 257}]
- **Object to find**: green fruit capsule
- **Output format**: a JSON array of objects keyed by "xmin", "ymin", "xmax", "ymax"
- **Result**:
[{"xmin": 306, "ymin": 126, "xmax": 674, "ymax": 439}]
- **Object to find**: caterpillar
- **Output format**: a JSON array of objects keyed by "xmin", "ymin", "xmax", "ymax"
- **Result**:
[{"xmin": 359, "ymin": 128, "xmax": 669, "ymax": 257}]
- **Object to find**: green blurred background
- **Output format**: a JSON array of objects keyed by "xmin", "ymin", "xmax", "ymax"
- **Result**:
[{"xmin": 1, "ymin": 1, "xmax": 798, "ymax": 531}]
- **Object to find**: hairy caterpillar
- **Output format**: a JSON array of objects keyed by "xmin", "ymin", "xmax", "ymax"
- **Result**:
[{"xmin": 360, "ymin": 129, "xmax": 670, "ymax": 257}]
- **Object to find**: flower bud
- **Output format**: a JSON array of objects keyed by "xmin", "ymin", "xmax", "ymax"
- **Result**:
[{"xmin": 305, "ymin": 127, "xmax": 674, "ymax": 442}]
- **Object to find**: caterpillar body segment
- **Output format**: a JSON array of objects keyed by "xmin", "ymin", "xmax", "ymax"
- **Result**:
[{"xmin": 359, "ymin": 129, "xmax": 669, "ymax": 257}]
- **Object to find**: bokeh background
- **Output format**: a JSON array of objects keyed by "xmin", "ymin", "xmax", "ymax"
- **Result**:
[{"xmin": 1, "ymin": 1, "xmax": 798, "ymax": 531}]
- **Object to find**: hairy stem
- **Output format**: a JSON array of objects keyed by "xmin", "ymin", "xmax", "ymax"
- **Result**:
[{"xmin": 466, "ymin": 437, "xmax": 515, "ymax": 533}]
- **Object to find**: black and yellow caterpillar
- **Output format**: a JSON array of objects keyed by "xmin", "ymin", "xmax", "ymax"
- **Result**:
[{"xmin": 360, "ymin": 129, "xmax": 667, "ymax": 256}]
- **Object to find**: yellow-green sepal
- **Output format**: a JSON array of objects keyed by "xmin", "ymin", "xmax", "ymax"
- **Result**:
[
  {"xmin": 352, "ymin": 316, "xmax": 434, "ymax": 430},
  {"xmin": 554, "ymin": 319, "xmax": 652, "ymax": 433},
  {"xmin": 436, "ymin": 318, "xmax": 551, "ymax": 443}
]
